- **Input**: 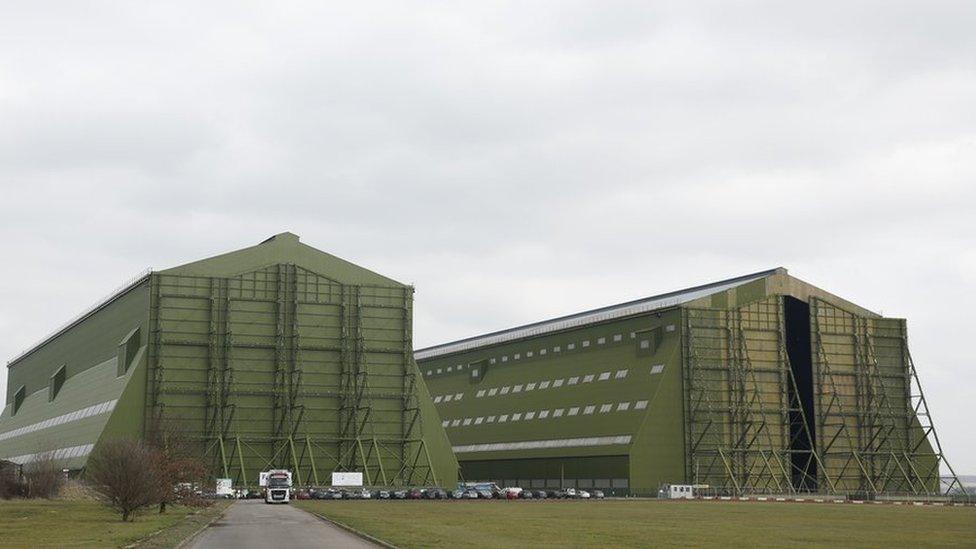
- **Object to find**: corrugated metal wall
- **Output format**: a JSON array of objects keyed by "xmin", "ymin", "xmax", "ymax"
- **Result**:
[{"xmin": 147, "ymin": 264, "xmax": 443, "ymax": 487}]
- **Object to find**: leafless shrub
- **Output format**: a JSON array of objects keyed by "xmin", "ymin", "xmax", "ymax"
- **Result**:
[
  {"xmin": 23, "ymin": 452, "xmax": 64, "ymax": 499},
  {"xmin": 0, "ymin": 461, "xmax": 25, "ymax": 499},
  {"xmin": 85, "ymin": 438, "xmax": 161, "ymax": 521}
]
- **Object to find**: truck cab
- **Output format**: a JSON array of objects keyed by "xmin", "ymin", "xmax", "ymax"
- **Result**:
[{"xmin": 261, "ymin": 470, "xmax": 293, "ymax": 504}]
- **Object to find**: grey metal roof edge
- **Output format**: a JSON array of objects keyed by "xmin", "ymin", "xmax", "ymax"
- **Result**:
[
  {"xmin": 414, "ymin": 267, "xmax": 782, "ymax": 361},
  {"xmin": 7, "ymin": 268, "xmax": 153, "ymax": 368}
]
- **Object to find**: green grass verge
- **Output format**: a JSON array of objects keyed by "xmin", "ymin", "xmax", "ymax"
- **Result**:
[
  {"xmin": 294, "ymin": 499, "xmax": 976, "ymax": 548},
  {"xmin": 0, "ymin": 499, "xmax": 230, "ymax": 548}
]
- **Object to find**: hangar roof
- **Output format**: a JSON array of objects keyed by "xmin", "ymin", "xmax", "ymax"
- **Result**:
[{"xmin": 415, "ymin": 268, "xmax": 783, "ymax": 361}]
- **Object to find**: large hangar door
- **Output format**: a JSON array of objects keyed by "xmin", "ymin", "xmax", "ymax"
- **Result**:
[
  {"xmin": 809, "ymin": 297, "xmax": 959, "ymax": 496},
  {"xmin": 682, "ymin": 297, "xmax": 814, "ymax": 495}
]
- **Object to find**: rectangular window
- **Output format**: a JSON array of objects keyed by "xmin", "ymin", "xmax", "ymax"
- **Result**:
[
  {"xmin": 514, "ymin": 353, "xmax": 521, "ymax": 360},
  {"xmin": 474, "ymin": 417, "xmax": 484, "ymax": 425},
  {"xmin": 617, "ymin": 402, "xmax": 631, "ymax": 411},
  {"xmin": 597, "ymin": 337, "xmax": 606, "ymax": 344},
  {"xmin": 539, "ymin": 381, "xmax": 551, "ymax": 389},
  {"xmin": 472, "ymin": 369, "xmax": 480, "ymax": 377},
  {"xmin": 487, "ymin": 416, "xmax": 496, "ymax": 423},
  {"xmin": 50, "ymin": 364, "xmax": 67, "ymax": 402},
  {"xmin": 444, "ymin": 394, "xmax": 453, "ymax": 402},
  {"xmin": 568, "ymin": 376, "xmax": 580, "ymax": 385},
  {"xmin": 451, "ymin": 419, "xmax": 461, "ymax": 427},
  {"xmin": 442, "ymin": 420, "xmax": 450, "ymax": 427},
  {"xmin": 511, "ymin": 413, "xmax": 522, "ymax": 421},
  {"xmin": 552, "ymin": 379, "xmax": 564, "ymax": 388},
  {"xmin": 538, "ymin": 410, "xmax": 550, "ymax": 419},
  {"xmin": 463, "ymin": 418, "xmax": 472, "ymax": 426},
  {"xmin": 527, "ymin": 351, "xmax": 534, "ymax": 358},
  {"xmin": 500, "ymin": 386, "xmax": 511, "ymax": 395},
  {"xmin": 502, "ymin": 356, "xmax": 508, "ymax": 362},
  {"xmin": 583, "ymin": 374, "xmax": 595, "ymax": 383},
  {"xmin": 568, "ymin": 407, "xmax": 580, "ymax": 416},
  {"xmin": 540, "ymin": 349, "xmax": 547, "ymax": 355},
  {"xmin": 437, "ymin": 368, "xmax": 443, "ymax": 374},
  {"xmin": 613, "ymin": 334, "xmax": 622, "ymax": 342},
  {"xmin": 513, "ymin": 384, "xmax": 524, "ymax": 393},
  {"xmin": 599, "ymin": 404, "xmax": 612, "ymax": 413},
  {"xmin": 666, "ymin": 324, "xmax": 676, "ymax": 332},
  {"xmin": 553, "ymin": 408, "xmax": 564, "ymax": 417},
  {"xmin": 650, "ymin": 364, "xmax": 665, "ymax": 375},
  {"xmin": 13, "ymin": 386, "xmax": 25, "ymax": 416},
  {"xmin": 640, "ymin": 340, "xmax": 651, "ymax": 349},
  {"xmin": 476, "ymin": 390, "xmax": 486, "ymax": 398},
  {"xmin": 427, "ymin": 370, "xmax": 432, "ymax": 376},
  {"xmin": 635, "ymin": 400, "xmax": 649, "ymax": 410},
  {"xmin": 553, "ymin": 346, "xmax": 561, "ymax": 352},
  {"xmin": 488, "ymin": 388, "xmax": 498, "ymax": 396},
  {"xmin": 499, "ymin": 414, "xmax": 509, "ymax": 423},
  {"xmin": 598, "ymin": 372, "xmax": 611, "ymax": 381},
  {"xmin": 582, "ymin": 340, "xmax": 590, "ymax": 347},
  {"xmin": 434, "ymin": 396, "xmax": 443, "ymax": 403},
  {"xmin": 447, "ymin": 366, "xmax": 453, "ymax": 372},
  {"xmin": 524, "ymin": 411, "xmax": 536, "ymax": 420},
  {"xmin": 583, "ymin": 405, "xmax": 596, "ymax": 415},
  {"xmin": 567, "ymin": 343, "xmax": 576, "ymax": 350},
  {"xmin": 455, "ymin": 393, "xmax": 464, "ymax": 400},
  {"xmin": 491, "ymin": 358, "xmax": 497, "ymax": 364},
  {"xmin": 526, "ymin": 382, "xmax": 537, "ymax": 391},
  {"xmin": 615, "ymin": 369, "xmax": 629, "ymax": 379}
]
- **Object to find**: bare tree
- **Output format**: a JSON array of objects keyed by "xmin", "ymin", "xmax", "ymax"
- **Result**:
[
  {"xmin": 146, "ymin": 417, "xmax": 207, "ymax": 513},
  {"xmin": 85, "ymin": 438, "xmax": 161, "ymax": 521},
  {"xmin": 23, "ymin": 451, "xmax": 64, "ymax": 499}
]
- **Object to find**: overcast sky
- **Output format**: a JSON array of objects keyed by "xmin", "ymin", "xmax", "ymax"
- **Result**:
[{"xmin": 1, "ymin": 2, "xmax": 974, "ymax": 473}]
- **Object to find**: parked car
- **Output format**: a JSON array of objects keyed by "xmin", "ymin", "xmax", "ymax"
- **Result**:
[
  {"xmin": 343, "ymin": 489, "xmax": 362, "ymax": 499},
  {"xmin": 393, "ymin": 489, "xmax": 409, "ymax": 499},
  {"xmin": 408, "ymin": 488, "xmax": 424, "ymax": 499},
  {"xmin": 578, "ymin": 490, "xmax": 591, "ymax": 499},
  {"xmin": 563, "ymin": 488, "xmax": 578, "ymax": 498},
  {"xmin": 533, "ymin": 490, "xmax": 548, "ymax": 499},
  {"xmin": 519, "ymin": 489, "xmax": 534, "ymax": 499},
  {"xmin": 591, "ymin": 490, "xmax": 605, "ymax": 499},
  {"xmin": 463, "ymin": 489, "xmax": 479, "ymax": 499},
  {"xmin": 476, "ymin": 489, "xmax": 493, "ymax": 499},
  {"xmin": 546, "ymin": 490, "xmax": 559, "ymax": 498},
  {"xmin": 375, "ymin": 490, "xmax": 391, "ymax": 499},
  {"xmin": 450, "ymin": 489, "xmax": 465, "ymax": 499},
  {"xmin": 294, "ymin": 489, "xmax": 311, "ymax": 500}
]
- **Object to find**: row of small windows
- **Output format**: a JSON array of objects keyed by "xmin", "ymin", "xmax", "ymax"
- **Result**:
[
  {"xmin": 433, "ymin": 365, "xmax": 663, "ymax": 407},
  {"xmin": 5, "ymin": 443, "xmax": 94, "ymax": 465},
  {"xmin": 440, "ymin": 400, "xmax": 650, "ymax": 428},
  {"xmin": 0, "ymin": 399, "xmax": 118, "ymax": 442},
  {"xmin": 425, "ymin": 327, "xmax": 674, "ymax": 378},
  {"xmin": 432, "ymin": 392, "xmax": 465, "ymax": 404},
  {"xmin": 472, "ymin": 369, "xmax": 630, "ymax": 400}
]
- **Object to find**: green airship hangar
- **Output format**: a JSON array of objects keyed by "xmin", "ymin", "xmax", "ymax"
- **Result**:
[{"xmin": 0, "ymin": 234, "xmax": 965, "ymax": 498}]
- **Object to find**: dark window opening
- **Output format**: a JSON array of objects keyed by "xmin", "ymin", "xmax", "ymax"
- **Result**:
[
  {"xmin": 12, "ymin": 385, "xmax": 26, "ymax": 415},
  {"xmin": 785, "ymin": 296, "xmax": 817, "ymax": 492},
  {"xmin": 49, "ymin": 365, "xmax": 67, "ymax": 402}
]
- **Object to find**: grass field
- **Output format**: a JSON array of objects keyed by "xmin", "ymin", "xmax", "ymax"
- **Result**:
[
  {"xmin": 295, "ymin": 499, "xmax": 976, "ymax": 548},
  {"xmin": 0, "ymin": 499, "xmax": 229, "ymax": 548}
]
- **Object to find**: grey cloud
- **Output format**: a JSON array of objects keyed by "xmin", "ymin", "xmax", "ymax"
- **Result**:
[{"xmin": 0, "ymin": 0, "xmax": 974, "ymax": 471}]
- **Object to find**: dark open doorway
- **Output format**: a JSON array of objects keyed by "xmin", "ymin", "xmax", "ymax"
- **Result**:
[{"xmin": 784, "ymin": 296, "xmax": 817, "ymax": 491}]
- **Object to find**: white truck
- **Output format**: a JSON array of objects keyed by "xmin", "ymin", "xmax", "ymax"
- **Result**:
[{"xmin": 260, "ymin": 470, "xmax": 293, "ymax": 504}]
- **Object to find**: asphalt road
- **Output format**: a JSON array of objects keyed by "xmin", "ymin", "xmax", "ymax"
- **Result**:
[{"xmin": 185, "ymin": 500, "xmax": 378, "ymax": 549}]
